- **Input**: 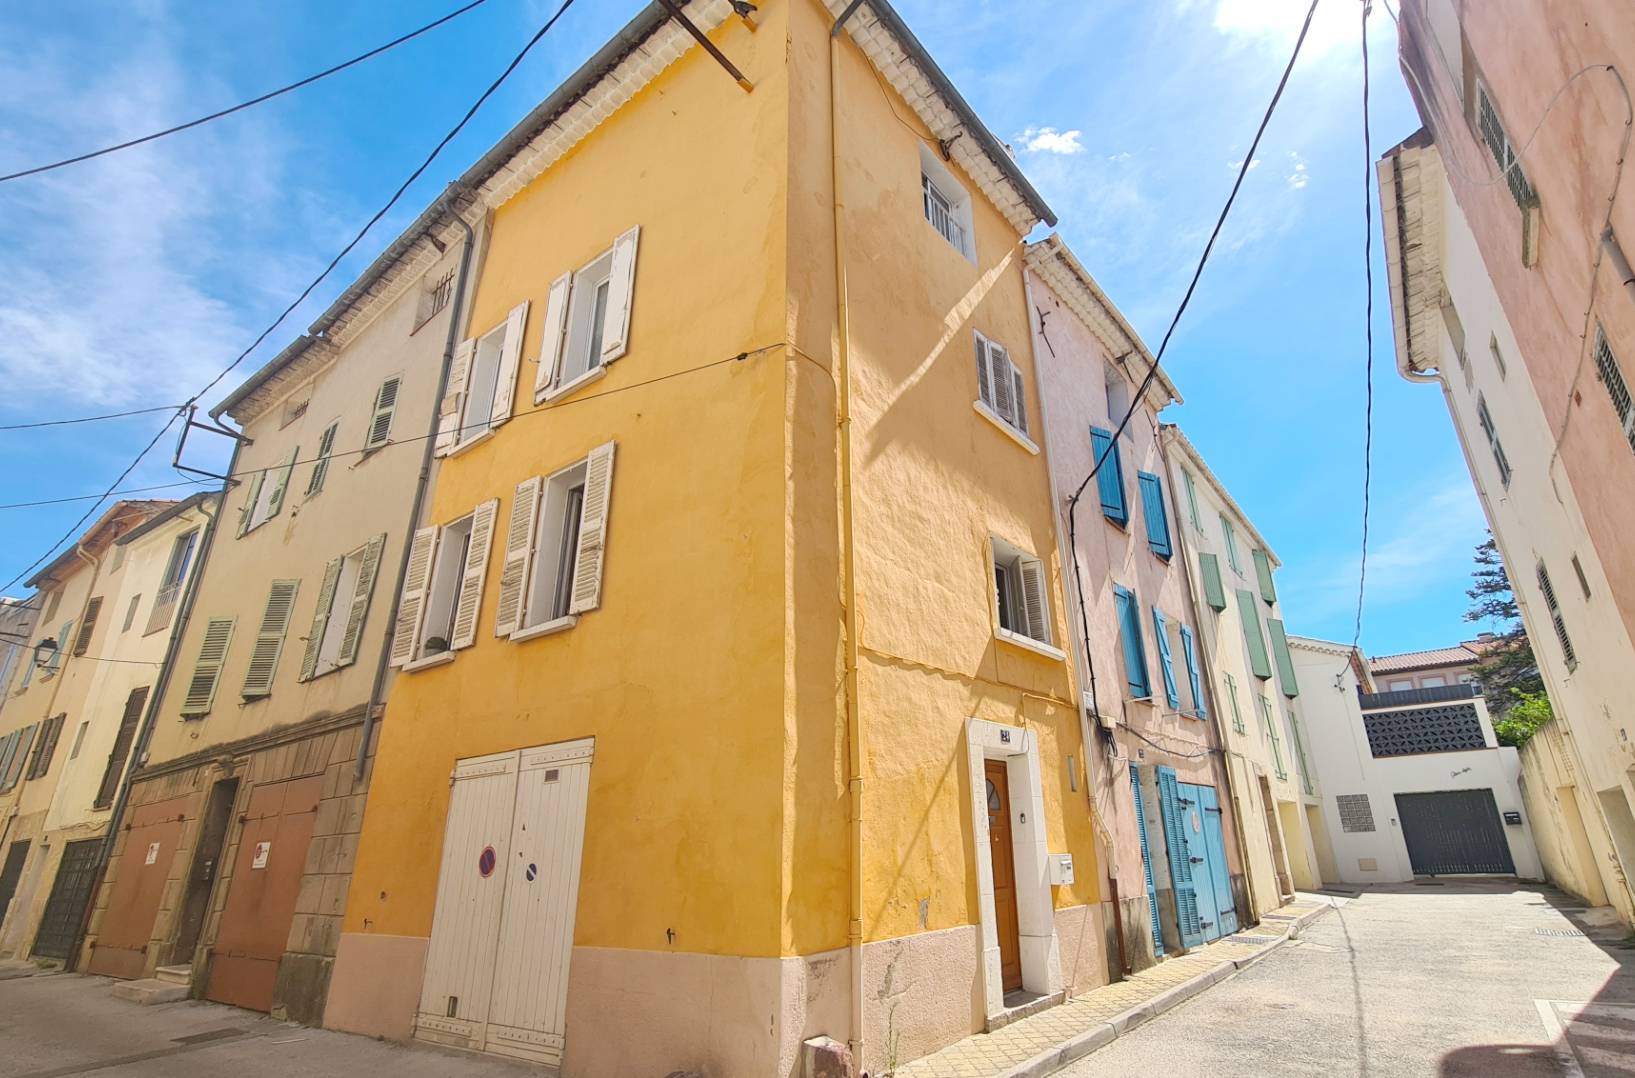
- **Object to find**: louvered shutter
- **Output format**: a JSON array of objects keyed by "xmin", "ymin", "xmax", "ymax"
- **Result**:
[
  {"xmin": 1236, "ymin": 589, "xmax": 1272, "ymax": 679},
  {"xmin": 1113, "ymin": 585, "xmax": 1150, "ymax": 699},
  {"xmin": 1090, "ymin": 426, "xmax": 1127, "ymax": 525},
  {"xmin": 1138, "ymin": 473, "xmax": 1171, "ymax": 558},
  {"xmin": 1152, "ymin": 607, "xmax": 1179, "ymax": 708},
  {"xmin": 600, "ymin": 225, "xmax": 640, "ymax": 364},
  {"xmin": 1253, "ymin": 549, "xmax": 1277, "ymax": 603},
  {"xmin": 495, "ymin": 477, "xmax": 542, "ymax": 637},
  {"xmin": 569, "ymin": 442, "xmax": 616, "ymax": 615},
  {"xmin": 336, "ymin": 534, "xmax": 385, "ymax": 669},
  {"xmin": 974, "ymin": 333, "xmax": 994, "ymax": 407},
  {"xmin": 1157, "ymin": 766, "xmax": 1204, "ymax": 948},
  {"xmin": 243, "ymin": 580, "xmax": 299, "ymax": 697},
  {"xmin": 3, "ymin": 725, "xmax": 37, "ymax": 791},
  {"xmin": 435, "ymin": 339, "xmax": 475, "ymax": 456},
  {"xmin": 450, "ymin": 500, "xmax": 498, "ymax": 649},
  {"xmin": 390, "ymin": 526, "xmax": 439, "ymax": 667},
  {"xmin": 1019, "ymin": 556, "xmax": 1050, "ymax": 644},
  {"xmin": 366, "ymin": 377, "xmax": 401, "ymax": 450},
  {"xmin": 989, "ymin": 341, "xmax": 1015, "ymax": 423},
  {"xmin": 1199, "ymin": 552, "xmax": 1227, "ymax": 610},
  {"xmin": 0, "ymin": 732, "xmax": 18, "ymax": 786},
  {"xmin": 308, "ymin": 422, "xmax": 339, "ymax": 494},
  {"xmin": 47, "ymin": 620, "xmax": 72, "ymax": 673},
  {"xmin": 237, "ymin": 471, "xmax": 266, "ymax": 536},
  {"xmin": 264, "ymin": 446, "xmax": 299, "ymax": 521},
  {"xmin": 1129, "ymin": 769, "xmax": 1164, "ymax": 957},
  {"xmin": 73, "ymin": 598, "xmax": 103, "ymax": 656},
  {"xmin": 1009, "ymin": 360, "xmax": 1027, "ymax": 435},
  {"xmin": 1266, "ymin": 618, "xmax": 1300, "ymax": 698},
  {"xmin": 299, "ymin": 559, "xmax": 342, "ymax": 682},
  {"xmin": 1179, "ymin": 624, "xmax": 1205, "ymax": 720},
  {"xmin": 535, "ymin": 273, "xmax": 572, "ymax": 401},
  {"xmin": 180, "ymin": 617, "xmax": 235, "ymax": 716},
  {"xmin": 490, "ymin": 301, "xmax": 529, "ymax": 426},
  {"xmin": 95, "ymin": 686, "xmax": 149, "ymax": 807},
  {"xmin": 27, "ymin": 714, "xmax": 65, "ymax": 779}
]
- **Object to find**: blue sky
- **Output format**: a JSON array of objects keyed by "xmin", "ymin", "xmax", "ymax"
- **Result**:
[{"xmin": 0, "ymin": 0, "xmax": 1489, "ymax": 654}]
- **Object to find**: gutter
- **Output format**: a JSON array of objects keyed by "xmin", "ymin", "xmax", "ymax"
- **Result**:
[{"xmin": 1382, "ymin": 150, "xmax": 1440, "ymax": 385}]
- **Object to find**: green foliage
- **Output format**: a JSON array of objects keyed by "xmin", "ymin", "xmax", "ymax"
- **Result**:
[{"xmin": 1492, "ymin": 690, "xmax": 1553, "ymax": 748}]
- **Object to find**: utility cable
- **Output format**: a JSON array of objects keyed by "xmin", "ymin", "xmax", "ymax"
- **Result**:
[
  {"xmin": 0, "ymin": 0, "xmax": 495, "ymax": 184},
  {"xmin": 0, "ymin": 404, "xmax": 187, "ymax": 431},
  {"xmin": 1354, "ymin": 0, "xmax": 1375, "ymax": 651},
  {"xmin": 0, "ymin": 0, "xmax": 580, "ymax": 592},
  {"xmin": 1062, "ymin": 0, "xmax": 1321, "ymax": 743}
]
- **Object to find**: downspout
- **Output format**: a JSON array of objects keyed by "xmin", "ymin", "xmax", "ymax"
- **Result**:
[
  {"xmin": 1160, "ymin": 444, "xmax": 1259, "ymax": 921},
  {"xmin": 75, "ymin": 489, "xmax": 225, "ymax": 969},
  {"xmin": 830, "ymin": 0, "xmax": 866, "ymax": 1065},
  {"xmin": 354, "ymin": 190, "xmax": 477, "ymax": 780}
]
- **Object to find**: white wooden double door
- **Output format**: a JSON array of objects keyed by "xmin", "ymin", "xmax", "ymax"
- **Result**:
[{"xmin": 415, "ymin": 738, "xmax": 593, "ymax": 1066}]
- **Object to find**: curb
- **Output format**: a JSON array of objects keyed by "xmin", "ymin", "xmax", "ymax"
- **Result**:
[{"xmin": 995, "ymin": 902, "xmax": 1336, "ymax": 1078}]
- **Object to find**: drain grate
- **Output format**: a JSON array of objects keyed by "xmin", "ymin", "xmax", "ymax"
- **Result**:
[
  {"xmin": 1226, "ymin": 934, "xmax": 1282, "ymax": 945},
  {"xmin": 1535, "ymin": 928, "xmax": 1587, "ymax": 938}
]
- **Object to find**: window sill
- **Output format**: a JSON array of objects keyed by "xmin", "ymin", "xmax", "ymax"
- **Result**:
[
  {"xmin": 972, "ymin": 400, "xmax": 1039, "ymax": 454},
  {"xmin": 403, "ymin": 650, "xmax": 457, "ymax": 673},
  {"xmin": 539, "ymin": 364, "xmax": 607, "ymax": 405},
  {"xmin": 446, "ymin": 428, "xmax": 497, "ymax": 459},
  {"xmin": 995, "ymin": 628, "xmax": 1065, "ymax": 662},
  {"xmin": 510, "ymin": 614, "xmax": 578, "ymax": 643}
]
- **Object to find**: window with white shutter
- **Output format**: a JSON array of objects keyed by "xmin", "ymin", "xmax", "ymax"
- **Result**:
[
  {"xmin": 301, "ymin": 534, "xmax": 387, "ymax": 681},
  {"xmin": 972, "ymin": 331, "xmax": 1030, "ymax": 443},
  {"xmin": 389, "ymin": 527, "xmax": 438, "ymax": 666},
  {"xmin": 442, "ymin": 305, "xmax": 526, "ymax": 453},
  {"xmin": 538, "ymin": 228, "xmax": 640, "ymax": 402},
  {"xmin": 365, "ymin": 378, "xmax": 400, "ymax": 451},
  {"xmin": 180, "ymin": 617, "xmax": 235, "ymax": 716},
  {"xmin": 991, "ymin": 535, "xmax": 1057, "ymax": 654},
  {"xmin": 241, "ymin": 446, "xmax": 299, "ymax": 533},
  {"xmin": 402, "ymin": 502, "xmax": 497, "ymax": 665},
  {"xmin": 434, "ymin": 340, "xmax": 474, "ymax": 457},
  {"xmin": 1537, "ymin": 561, "xmax": 1576, "ymax": 670},
  {"xmin": 307, "ymin": 420, "xmax": 340, "ymax": 495},
  {"xmin": 241, "ymin": 580, "xmax": 299, "ymax": 698}
]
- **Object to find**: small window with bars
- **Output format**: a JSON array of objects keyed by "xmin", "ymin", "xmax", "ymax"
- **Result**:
[
  {"xmin": 415, "ymin": 267, "xmax": 457, "ymax": 331},
  {"xmin": 919, "ymin": 145, "xmax": 975, "ymax": 262},
  {"xmin": 1594, "ymin": 328, "xmax": 1634, "ymax": 455},
  {"xmin": 1477, "ymin": 84, "xmax": 1537, "ymax": 212},
  {"xmin": 1537, "ymin": 561, "xmax": 1576, "ymax": 669}
]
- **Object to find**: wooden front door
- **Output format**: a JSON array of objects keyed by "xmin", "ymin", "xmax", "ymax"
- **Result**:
[{"xmin": 984, "ymin": 760, "xmax": 1022, "ymax": 992}]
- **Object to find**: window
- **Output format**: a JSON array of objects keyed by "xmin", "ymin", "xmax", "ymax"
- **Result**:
[
  {"xmin": 1387, "ymin": 678, "xmax": 1414, "ymax": 692},
  {"xmin": 280, "ymin": 387, "xmax": 312, "ymax": 429},
  {"xmin": 1336, "ymin": 794, "xmax": 1375, "ymax": 833},
  {"xmin": 96, "ymin": 687, "xmax": 147, "ymax": 807},
  {"xmin": 1594, "ymin": 328, "xmax": 1635, "ymax": 455},
  {"xmin": 1261, "ymin": 694, "xmax": 1287, "ymax": 779},
  {"xmin": 42, "ymin": 589, "xmax": 61, "ymax": 623},
  {"xmin": 179, "ymin": 617, "xmax": 234, "ymax": 716},
  {"xmin": 25, "ymin": 714, "xmax": 65, "ymax": 780},
  {"xmin": 110, "ymin": 544, "xmax": 127, "ymax": 571},
  {"xmin": 307, "ymin": 421, "xmax": 339, "ymax": 496},
  {"xmin": 1488, "ymin": 333, "xmax": 1508, "ymax": 379},
  {"xmin": 299, "ymin": 535, "xmax": 386, "ymax": 681},
  {"xmin": 391, "ymin": 501, "xmax": 498, "ymax": 666},
  {"xmin": 241, "ymin": 580, "xmax": 299, "ymax": 699},
  {"xmin": 1221, "ymin": 514, "xmax": 1242, "ymax": 573},
  {"xmin": 68, "ymin": 720, "xmax": 88, "ymax": 760},
  {"xmin": 1267, "ymin": 617, "xmax": 1299, "ymax": 698},
  {"xmin": 1442, "ymin": 295, "xmax": 1469, "ymax": 386},
  {"xmin": 1151, "ymin": 608, "xmax": 1179, "ymax": 709},
  {"xmin": 453, "ymin": 320, "xmax": 516, "ymax": 449},
  {"xmin": 122, "ymin": 594, "xmax": 140, "ymax": 633},
  {"xmin": 438, "ymin": 303, "xmax": 528, "ymax": 454},
  {"xmin": 1182, "ymin": 469, "xmax": 1203, "ymax": 533},
  {"xmin": 1476, "ymin": 84, "xmax": 1537, "ymax": 213},
  {"xmin": 1105, "ymin": 367, "xmax": 1132, "ymax": 431},
  {"xmin": 1237, "ymin": 589, "xmax": 1272, "ymax": 680},
  {"xmin": 1538, "ymin": 561, "xmax": 1576, "ymax": 669},
  {"xmin": 1420, "ymin": 676, "xmax": 1447, "ymax": 688},
  {"xmin": 1090, "ymin": 427, "xmax": 1128, "ymax": 526},
  {"xmin": 1137, "ymin": 473, "xmax": 1171, "ymax": 559},
  {"xmin": 147, "ymin": 529, "xmax": 199, "ymax": 635},
  {"xmin": 41, "ymin": 618, "xmax": 72, "ymax": 678},
  {"xmin": 1225, "ymin": 672, "xmax": 1245, "ymax": 733},
  {"xmin": 1252, "ymin": 549, "xmax": 1276, "ymax": 604},
  {"xmin": 1198, "ymin": 552, "xmax": 1228, "ymax": 611},
  {"xmin": 1113, "ymin": 584, "xmax": 1150, "ymax": 700},
  {"xmin": 72, "ymin": 597, "xmax": 103, "ymax": 656},
  {"xmin": 919, "ymin": 145, "xmax": 974, "ymax": 261},
  {"xmin": 0, "ymin": 725, "xmax": 36, "ymax": 792},
  {"xmin": 536, "ymin": 227, "xmax": 640, "ymax": 403},
  {"xmin": 1475, "ymin": 394, "xmax": 1512, "ymax": 487},
  {"xmin": 1179, "ymin": 622, "xmax": 1205, "ymax": 720},
  {"xmin": 1571, "ymin": 554, "xmax": 1592, "ymax": 600},
  {"xmin": 973, "ymin": 332, "xmax": 1030, "ymax": 442},
  {"xmin": 990, "ymin": 537, "xmax": 1054, "ymax": 653},
  {"xmin": 365, "ymin": 375, "xmax": 403, "ymax": 452},
  {"xmin": 416, "ymin": 266, "xmax": 456, "ymax": 330},
  {"xmin": 237, "ymin": 447, "xmax": 299, "ymax": 536},
  {"xmin": 495, "ymin": 444, "xmax": 617, "ymax": 639}
]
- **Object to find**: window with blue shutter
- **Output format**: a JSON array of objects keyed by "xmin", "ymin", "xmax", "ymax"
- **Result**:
[
  {"xmin": 1113, "ymin": 584, "xmax": 1150, "ymax": 699},
  {"xmin": 1137, "ymin": 472, "xmax": 1171, "ymax": 559},
  {"xmin": 1180, "ymin": 623, "xmax": 1205, "ymax": 720},
  {"xmin": 1152, "ymin": 607, "xmax": 1179, "ymax": 708},
  {"xmin": 1236, "ymin": 589, "xmax": 1272, "ymax": 679},
  {"xmin": 1130, "ymin": 769, "xmax": 1164, "ymax": 957},
  {"xmin": 1090, "ymin": 426, "xmax": 1128, "ymax": 526}
]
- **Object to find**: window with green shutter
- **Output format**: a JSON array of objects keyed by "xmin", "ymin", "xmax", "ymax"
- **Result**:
[
  {"xmin": 1221, "ymin": 514, "xmax": 1242, "ymax": 573},
  {"xmin": 1225, "ymin": 672, "xmax": 1245, "ymax": 733},
  {"xmin": 1199, "ymin": 552, "xmax": 1227, "ymax": 611},
  {"xmin": 1236, "ymin": 589, "xmax": 1272, "ymax": 680},
  {"xmin": 1252, "ymin": 548, "xmax": 1276, "ymax": 604},
  {"xmin": 1266, "ymin": 617, "xmax": 1299, "ymax": 698},
  {"xmin": 1182, "ymin": 469, "xmax": 1202, "ymax": 533},
  {"xmin": 1090, "ymin": 427, "xmax": 1128, "ymax": 527}
]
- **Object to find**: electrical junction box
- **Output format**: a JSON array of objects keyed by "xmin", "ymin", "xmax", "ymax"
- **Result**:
[
  {"xmin": 1048, "ymin": 853, "xmax": 1075, "ymax": 886},
  {"xmin": 1503, "ymin": 811, "xmax": 1522, "ymax": 825}
]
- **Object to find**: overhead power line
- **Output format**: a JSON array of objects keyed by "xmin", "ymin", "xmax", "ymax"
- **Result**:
[
  {"xmin": 0, "ymin": 404, "xmax": 187, "ymax": 432},
  {"xmin": 0, "ymin": 0, "xmax": 580, "ymax": 592},
  {"xmin": 0, "ymin": 0, "xmax": 495, "ymax": 184},
  {"xmin": 1354, "ymin": 0, "xmax": 1375, "ymax": 650}
]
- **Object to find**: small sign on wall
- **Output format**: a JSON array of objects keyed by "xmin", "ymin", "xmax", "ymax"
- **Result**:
[
  {"xmin": 144, "ymin": 842, "xmax": 160, "ymax": 866},
  {"xmin": 251, "ymin": 841, "xmax": 271, "ymax": 870}
]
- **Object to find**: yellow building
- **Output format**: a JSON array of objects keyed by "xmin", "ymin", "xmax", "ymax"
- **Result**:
[{"xmin": 326, "ymin": 2, "xmax": 1104, "ymax": 1073}]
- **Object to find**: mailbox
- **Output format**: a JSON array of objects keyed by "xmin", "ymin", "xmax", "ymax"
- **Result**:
[
  {"xmin": 1503, "ymin": 810, "xmax": 1523, "ymax": 826},
  {"xmin": 1048, "ymin": 852, "xmax": 1075, "ymax": 886}
]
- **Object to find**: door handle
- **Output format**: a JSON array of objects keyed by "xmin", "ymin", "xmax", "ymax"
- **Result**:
[{"xmin": 1190, "ymin": 856, "xmax": 1204, "ymax": 864}]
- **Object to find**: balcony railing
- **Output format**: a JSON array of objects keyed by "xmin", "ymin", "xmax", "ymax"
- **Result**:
[
  {"xmin": 1358, "ymin": 682, "xmax": 1478, "ymax": 711},
  {"xmin": 145, "ymin": 582, "xmax": 182, "ymax": 636}
]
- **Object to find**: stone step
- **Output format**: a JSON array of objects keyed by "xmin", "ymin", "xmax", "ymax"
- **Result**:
[
  {"xmin": 110, "ymin": 978, "xmax": 189, "ymax": 1005},
  {"xmin": 0, "ymin": 960, "xmax": 37, "ymax": 981},
  {"xmin": 154, "ymin": 965, "xmax": 192, "ymax": 986}
]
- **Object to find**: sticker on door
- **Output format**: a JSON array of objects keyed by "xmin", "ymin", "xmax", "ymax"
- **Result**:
[
  {"xmin": 251, "ymin": 841, "xmax": 271, "ymax": 870},
  {"xmin": 144, "ymin": 842, "xmax": 160, "ymax": 865}
]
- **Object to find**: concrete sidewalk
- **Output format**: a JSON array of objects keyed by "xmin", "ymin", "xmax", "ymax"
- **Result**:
[{"xmin": 892, "ymin": 895, "xmax": 1339, "ymax": 1078}]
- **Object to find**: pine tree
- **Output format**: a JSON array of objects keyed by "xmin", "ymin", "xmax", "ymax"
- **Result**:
[{"xmin": 1464, "ymin": 535, "xmax": 1545, "ymax": 719}]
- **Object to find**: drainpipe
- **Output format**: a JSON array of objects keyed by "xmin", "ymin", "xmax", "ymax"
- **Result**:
[
  {"xmin": 354, "ymin": 190, "xmax": 477, "ymax": 781},
  {"xmin": 74, "ymin": 489, "xmax": 225, "ymax": 969},
  {"xmin": 1159, "ymin": 448, "xmax": 1260, "ymax": 922},
  {"xmin": 829, "ymin": 0, "xmax": 866, "ymax": 1066}
]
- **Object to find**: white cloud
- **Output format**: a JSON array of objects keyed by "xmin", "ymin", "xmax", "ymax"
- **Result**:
[
  {"xmin": 1287, "ymin": 150, "xmax": 1309, "ymax": 189},
  {"xmin": 1229, "ymin": 157, "xmax": 1262, "ymax": 171},
  {"xmin": 1018, "ymin": 126, "xmax": 1085, "ymax": 155}
]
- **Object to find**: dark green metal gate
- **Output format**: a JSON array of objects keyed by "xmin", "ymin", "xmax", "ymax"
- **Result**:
[
  {"xmin": 33, "ymin": 838, "xmax": 102, "ymax": 959},
  {"xmin": 0, "ymin": 840, "xmax": 29, "ymax": 929},
  {"xmin": 1395, "ymin": 789, "xmax": 1516, "ymax": 876}
]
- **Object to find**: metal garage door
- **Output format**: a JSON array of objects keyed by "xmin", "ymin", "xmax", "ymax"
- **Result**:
[
  {"xmin": 33, "ymin": 838, "xmax": 102, "ymax": 959},
  {"xmin": 1395, "ymin": 789, "xmax": 1516, "ymax": 876},
  {"xmin": 87, "ymin": 796, "xmax": 190, "ymax": 979}
]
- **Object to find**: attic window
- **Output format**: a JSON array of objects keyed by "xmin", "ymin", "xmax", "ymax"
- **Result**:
[
  {"xmin": 920, "ymin": 145, "xmax": 975, "ymax": 263},
  {"xmin": 280, "ymin": 387, "xmax": 312, "ymax": 429},
  {"xmin": 416, "ymin": 267, "xmax": 456, "ymax": 331}
]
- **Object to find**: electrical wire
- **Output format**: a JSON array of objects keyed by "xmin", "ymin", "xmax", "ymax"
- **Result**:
[
  {"xmin": 1354, "ymin": 0, "xmax": 1374, "ymax": 651},
  {"xmin": 0, "ymin": 480, "xmax": 214, "ymax": 511},
  {"xmin": 0, "ymin": 404, "xmax": 187, "ymax": 432},
  {"xmin": 0, "ymin": 0, "xmax": 581, "ymax": 593},
  {"xmin": 0, "ymin": 0, "xmax": 495, "ymax": 184}
]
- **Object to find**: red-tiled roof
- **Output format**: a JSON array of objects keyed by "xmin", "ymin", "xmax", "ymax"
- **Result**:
[{"xmin": 1368, "ymin": 640, "xmax": 1492, "ymax": 674}]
